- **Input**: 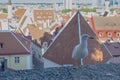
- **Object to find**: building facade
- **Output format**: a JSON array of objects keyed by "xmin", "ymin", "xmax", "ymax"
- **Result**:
[
  {"xmin": 64, "ymin": 0, "xmax": 72, "ymax": 9},
  {"xmin": 0, "ymin": 31, "xmax": 33, "ymax": 70},
  {"xmin": 89, "ymin": 16, "xmax": 120, "ymax": 42}
]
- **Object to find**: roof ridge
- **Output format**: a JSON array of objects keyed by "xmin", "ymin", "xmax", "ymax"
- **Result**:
[
  {"xmin": 43, "ymin": 12, "xmax": 78, "ymax": 55},
  {"xmin": 18, "ymin": 28, "xmax": 31, "ymax": 42},
  {"xmin": 78, "ymin": 12, "xmax": 81, "ymax": 44},
  {"xmin": 11, "ymin": 32, "xmax": 30, "ymax": 52}
]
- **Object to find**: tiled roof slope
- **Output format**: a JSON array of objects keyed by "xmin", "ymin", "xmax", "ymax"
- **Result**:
[
  {"xmin": 23, "ymin": 24, "xmax": 45, "ymax": 45},
  {"xmin": 105, "ymin": 42, "xmax": 120, "ymax": 56},
  {"xmin": 93, "ymin": 16, "xmax": 120, "ymax": 30},
  {"xmin": 0, "ymin": 13, "xmax": 7, "ymax": 20},
  {"xmin": 13, "ymin": 8, "xmax": 26, "ymax": 23},
  {"xmin": 34, "ymin": 9, "xmax": 54, "ymax": 22},
  {"xmin": 0, "ymin": 31, "xmax": 30, "ymax": 55},
  {"xmin": 43, "ymin": 12, "xmax": 112, "ymax": 65}
]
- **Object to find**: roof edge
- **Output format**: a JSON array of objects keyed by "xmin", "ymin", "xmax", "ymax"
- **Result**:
[
  {"xmin": 11, "ymin": 32, "xmax": 30, "ymax": 52},
  {"xmin": 43, "ymin": 11, "xmax": 78, "ymax": 57},
  {"xmin": 0, "ymin": 52, "xmax": 30, "ymax": 56}
]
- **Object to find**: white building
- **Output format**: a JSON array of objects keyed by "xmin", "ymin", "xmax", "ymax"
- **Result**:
[
  {"xmin": 105, "ymin": 0, "xmax": 110, "ymax": 11},
  {"xmin": 92, "ymin": 0, "xmax": 105, "ymax": 7},
  {"xmin": 8, "ymin": 0, "xmax": 12, "ymax": 19},
  {"xmin": 64, "ymin": 0, "xmax": 72, "ymax": 9}
]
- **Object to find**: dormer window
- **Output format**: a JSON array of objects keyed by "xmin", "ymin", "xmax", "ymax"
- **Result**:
[
  {"xmin": 116, "ymin": 32, "xmax": 120, "ymax": 37},
  {"xmin": 0, "ymin": 43, "xmax": 3, "ymax": 49},
  {"xmin": 107, "ymin": 32, "xmax": 112, "ymax": 37},
  {"xmin": 99, "ymin": 32, "xmax": 103, "ymax": 37}
]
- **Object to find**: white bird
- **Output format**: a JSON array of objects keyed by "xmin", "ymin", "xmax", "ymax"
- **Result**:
[{"xmin": 72, "ymin": 34, "xmax": 94, "ymax": 65}]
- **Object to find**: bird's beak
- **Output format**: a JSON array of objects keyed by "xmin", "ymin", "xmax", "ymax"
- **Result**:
[{"xmin": 89, "ymin": 36, "xmax": 94, "ymax": 39}]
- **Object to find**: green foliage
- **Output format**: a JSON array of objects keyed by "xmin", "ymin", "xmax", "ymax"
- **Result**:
[
  {"xmin": 3, "ymin": 8, "xmax": 8, "ymax": 13},
  {"xmin": 61, "ymin": 9, "xmax": 71, "ymax": 13},
  {"xmin": 110, "ymin": 8, "xmax": 114, "ymax": 12},
  {"xmin": 116, "ymin": 9, "xmax": 120, "ymax": 13},
  {"xmin": 79, "ymin": 8, "xmax": 96, "ymax": 12}
]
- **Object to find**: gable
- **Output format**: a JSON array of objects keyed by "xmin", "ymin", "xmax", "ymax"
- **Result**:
[{"xmin": 43, "ymin": 12, "xmax": 112, "ymax": 65}]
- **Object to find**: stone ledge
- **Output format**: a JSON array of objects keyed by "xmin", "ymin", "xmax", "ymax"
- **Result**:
[{"xmin": 0, "ymin": 64, "xmax": 120, "ymax": 80}]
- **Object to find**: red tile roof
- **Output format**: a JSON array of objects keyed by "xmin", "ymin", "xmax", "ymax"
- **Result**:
[
  {"xmin": 23, "ymin": 24, "xmax": 45, "ymax": 45},
  {"xmin": 20, "ymin": 16, "xmax": 27, "ymax": 27},
  {"xmin": 23, "ymin": 20, "xmax": 59, "ymax": 46},
  {"xmin": 105, "ymin": 42, "xmax": 120, "ymax": 56},
  {"xmin": 0, "ymin": 31, "xmax": 30, "ymax": 56},
  {"xmin": 93, "ymin": 16, "xmax": 120, "ymax": 30},
  {"xmin": 34, "ymin": 9, "xmax": 55, "ymax": 22},
  {"xmin": 43, "ymin": 12, "xmax": 112, "ymax": 66},
  {"xmin": 13, "ymin": 8, "xmax": 26, "ymax": 23},
  {"xmin": 0, "ymin": 13, "xmax": 7, "ymax": 20},
  {"xmin": 61, "ymin": 14, "xmax": 70, "ymax": 23}
]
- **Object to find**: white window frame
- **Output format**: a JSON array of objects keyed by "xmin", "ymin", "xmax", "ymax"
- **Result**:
[
  {"xmin": 116, "ymin": 32, "xmax": 120, "ymax": 37},
  {"xmin": 99, "ymin": 32, "xmax": 103, "ymax": 37},
  {"xmin": 107, "ymin": 32, "xmax": 112, "ymax": 37},
  {"xmin": 15, "ymin": 57, "xmax": 20, "ymax": 63}
]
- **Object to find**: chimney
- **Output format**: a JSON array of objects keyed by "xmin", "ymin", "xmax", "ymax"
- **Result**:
[
  {"xmin": 25, "ymin": 28, "xmax": 30, "ymax": 36},
  {"xmin": 8, "ymin": 0, "xmax": 12, "ymax": 19},
  {"xmin": 105, "ymin": 0, "xmax": 110, "ymax": 11}
]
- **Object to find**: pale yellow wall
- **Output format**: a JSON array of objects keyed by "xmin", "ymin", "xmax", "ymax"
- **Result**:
[{"xmin": 0, "ymin": 54, "xmax": 33, "ymax": 70}]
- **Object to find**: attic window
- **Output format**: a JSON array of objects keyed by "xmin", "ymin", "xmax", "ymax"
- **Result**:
[
  {"xmin": 0, "ymin": 43, "xmax": 3, "ymax": 49},
  {"xmin": 116, "ymin": 32, "xmax": 120, "ymax": 37},
  {"xmin": 107, "ymin": 32, "xmax": 112, "ymax": 37},
  {"xmin": 99, "ymin": 32, "xmax": 103, "ymax": 37}
]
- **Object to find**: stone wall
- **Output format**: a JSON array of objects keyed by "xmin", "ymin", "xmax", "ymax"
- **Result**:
[{"xmin": 1, "ymin": 64, "xmax": 120, "ymax": 80}]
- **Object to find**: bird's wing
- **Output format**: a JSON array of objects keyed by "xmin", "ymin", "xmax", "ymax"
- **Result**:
[{"xmin": 72, "ymin": 45, "xmax": 80, "ymax": 59}]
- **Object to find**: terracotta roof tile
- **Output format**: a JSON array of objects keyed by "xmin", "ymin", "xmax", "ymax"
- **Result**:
[
  {"xmin": 0, "ymin": 31, "xmax": 30, "ymax": 55},
  {"xmin": 93, "ymin": 16, "xmax": 120, "ymax": 30},
  {"xmin": 34, "ymin": 9, "xmax": 55, "ymax": 22},
  {"xmin": 43, "ymin": 12, "xmax": 112, "ymax": 65},
  {"xmin": 61, "ymin": 14, "xmax": 70, "ymax": 23},
  {"xmin": 13, "ymin": 8, "xmax": 26, "ymax": 23},
  {"xmin": 0, "ymin": 13, "xmax": 7, "ymax": 20},
  {"xmin": 20, "ymin": 16, "xmax": 27, "ymax": 27},
  {"xmin": 105, "ymin": 42, "xmax": 120, "ymax": 56},
  {"xmin": 13, "ymin": 31, "xmax": 31, "ymax": 51},
  {"xmin": 23, "ymin": 24, "xmax": 45, "ymax": 45}
]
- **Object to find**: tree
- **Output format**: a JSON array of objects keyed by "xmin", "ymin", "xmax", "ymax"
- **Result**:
[
  {"xmin": 79, "ymin": 8, "xmax": 96, "ymax": 12},
  {"xmin": 3, "ymin": 8, "xmax": 8, "ymax": 13},
  {"xmin": 61, "ymin": 9, "xmax": 71, "ymax": 14}
]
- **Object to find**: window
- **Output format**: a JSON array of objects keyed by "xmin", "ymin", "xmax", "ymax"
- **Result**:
[
  {"xmin": 107, "ymin": 32, "xmax": 112, "ymax": 37},
  {"xmin": 15, "ymin": 57, "xmax": 20, "ymax": 63},
  {"xmin": 0, "ymin": 43, "xmax": 3, "ymax": 49},
  {"xmin": 116, "ymin": 32, "xmax": 120, "ymax": 37},
  {"xmin": 99, "ymin": 32, "xmax": 103, "ymax": 37}
]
